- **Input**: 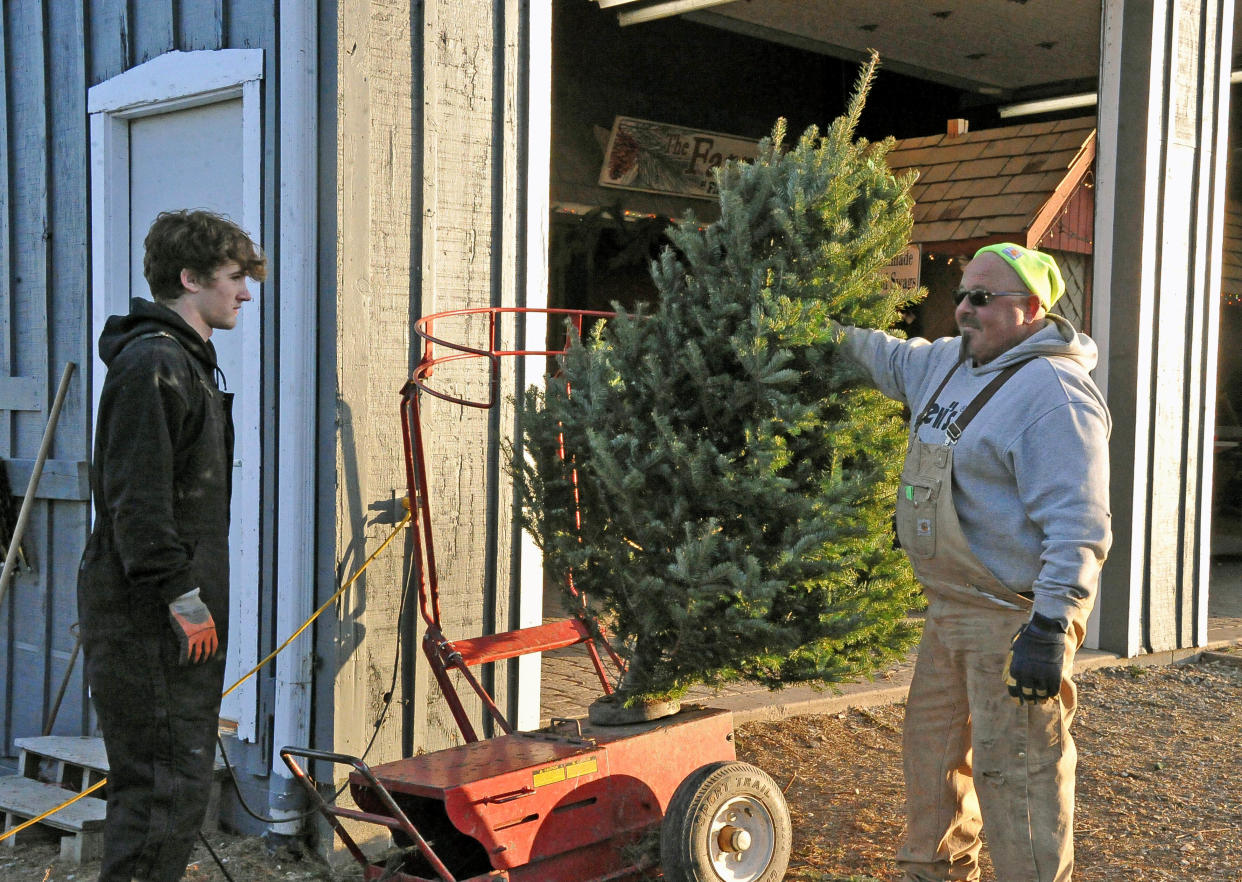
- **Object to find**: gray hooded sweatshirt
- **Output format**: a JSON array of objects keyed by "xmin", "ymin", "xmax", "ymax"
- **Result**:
[{"xmin": 837, "ymin": 314, "xmax": 1112, "ymax": 627}]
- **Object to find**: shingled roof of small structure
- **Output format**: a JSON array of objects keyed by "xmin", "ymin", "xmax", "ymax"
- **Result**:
[{"xmin": 885, "ymin": 116, "xmax": 1097, "ymax": 248}]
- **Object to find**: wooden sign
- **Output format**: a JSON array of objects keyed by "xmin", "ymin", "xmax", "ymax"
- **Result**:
[
  {"xmin": 884, "ymin": 244, "xmax": 922, "ymax": 298},
  {"xmin": 599, "ymin": 116, "xmax": 761, "ymax": 200}
]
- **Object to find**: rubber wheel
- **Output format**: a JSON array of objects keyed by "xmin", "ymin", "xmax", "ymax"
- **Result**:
[{"xmin": 659, "ymin": 761, "xmax": 791, "ymax": 882}]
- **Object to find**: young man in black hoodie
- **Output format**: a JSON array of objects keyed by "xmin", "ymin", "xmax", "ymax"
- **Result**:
[{"xmin": 78, "ymin": 209, "xmax": 265, "ymax": 882}]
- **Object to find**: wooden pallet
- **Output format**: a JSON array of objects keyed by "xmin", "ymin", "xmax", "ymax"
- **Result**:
[
  {"xmin": 6, "ymin": 730, "xmax": 231, "ymax": 864},
  {"xmin": 15, "ymin": 736, "xmax": 108, "ymax": 792},
  {"xmin": 0, "ymin": 775, "xmax": 106, "ymax": 862}
]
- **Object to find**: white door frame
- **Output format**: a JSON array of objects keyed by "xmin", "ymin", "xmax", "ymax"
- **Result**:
[{"xmin": 88, "ymin": 49, "xmax": 265, "ymax": 738}]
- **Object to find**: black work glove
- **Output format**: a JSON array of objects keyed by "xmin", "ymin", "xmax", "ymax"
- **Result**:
[
  {"xmin": 1003, "ymin": 612, "xmax": 1066, "ymax": 704},
  {"xmin": 169, "ymin": 588, "xmax": 219, "ymax": 664}
]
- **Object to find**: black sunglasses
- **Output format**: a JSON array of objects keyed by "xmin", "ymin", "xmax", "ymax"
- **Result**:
[{"xmin": 952, "ymin": 287, "xmax": 1030, "ymax": 307}]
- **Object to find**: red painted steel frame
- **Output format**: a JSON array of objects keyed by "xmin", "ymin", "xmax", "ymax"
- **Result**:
[
  {"xmin": 372, "ymin": 708, "xmax": 735, "ymax": 878},
  {"xmin": 400, "ymin": 307, "xmax": 625, "ymax": 743},
  {"xmin": 281, "ymin": 747, "xmax": 461, "ymax": 882},
  {"xmin": 284, "ymin": 710, "xmax": 737, "ymax": 882}
]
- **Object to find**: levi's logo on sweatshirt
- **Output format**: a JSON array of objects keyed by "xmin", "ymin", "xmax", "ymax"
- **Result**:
[{"xmin": 919, "ymin": 399, "xmax": 963, "ymax": 431}]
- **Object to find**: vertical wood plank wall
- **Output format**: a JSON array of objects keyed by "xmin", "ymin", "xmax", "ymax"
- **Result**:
[
  {"xmin": 334, "ymin": 0, "xmax": 418, "ymax": 766},
  {"xmin": 416, "ymin": 0, "xmax": 512, "ymax": 753},
  {"xmin": 46, "ymin": 0, "xmax": 90, "ymax": 750},
  {"xmin": 1094, "ymin": 0, "xmax": 1233, "ymax": 654},
  {"xmin": 0, "ymin": 0, "xmax": 278, "ymax": 760},
  {"xmin": 1, "ymin": 0, "xmax": 90, "ymax": 755},
  {"xmin": 333, "ymin": 0, "xmax": 537, "ymax": 759},
  {"xmin": 0, "ymin": 4, "xmax": 11, "ymax": 748}
]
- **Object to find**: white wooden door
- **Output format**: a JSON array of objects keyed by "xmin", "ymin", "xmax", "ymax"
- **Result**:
[
  {"xmin": 124, "ymin": 100, "xmax": 261, "ymax": 736},
  {"xmin": 89, "ymin": 50, "xmax": 264, "ymax": 739}
]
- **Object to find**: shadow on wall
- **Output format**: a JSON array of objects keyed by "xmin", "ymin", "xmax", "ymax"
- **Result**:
[{"xmin": 331, "ymin": 398, "xmax": 421, "ymax": 752}]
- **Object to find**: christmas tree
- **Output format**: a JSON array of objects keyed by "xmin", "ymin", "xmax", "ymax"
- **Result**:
[{"xmin": 514, "ymin": 53, "xmax": 922, "ymax": 703}]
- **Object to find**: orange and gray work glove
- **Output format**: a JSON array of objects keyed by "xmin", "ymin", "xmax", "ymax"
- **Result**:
[
  {"xmin": 1003, "ymin": 612, "xmax": 1066, "ymax": 704},
  {"xmin": 168, "ymin": 588, "xmax": 219, "ymax": 664}
]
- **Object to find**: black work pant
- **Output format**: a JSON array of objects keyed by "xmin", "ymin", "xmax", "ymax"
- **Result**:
[{"xmin": 83, "ymin": 624, "xmax": 225, "ymax": 882}]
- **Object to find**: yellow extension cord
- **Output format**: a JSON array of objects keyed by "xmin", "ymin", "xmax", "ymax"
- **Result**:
[{"xmin": 0, "ymin": 510, "xmax": 412, "ymax": 845}]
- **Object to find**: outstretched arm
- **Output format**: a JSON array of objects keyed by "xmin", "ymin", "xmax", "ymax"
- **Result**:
[{"xmin": 831, "ymin": 321, "xmax": 951, "ymax": 409}]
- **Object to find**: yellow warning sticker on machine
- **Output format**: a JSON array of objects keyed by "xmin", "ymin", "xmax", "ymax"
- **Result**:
[{"xmin": 533, "ymin": 758, "xmax": 598, "ymax": 788}]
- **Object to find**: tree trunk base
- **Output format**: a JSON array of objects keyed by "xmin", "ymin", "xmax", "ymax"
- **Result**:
[{"xmin": 588, "ymin": 692, "xmax": 681, "ymax": 726}]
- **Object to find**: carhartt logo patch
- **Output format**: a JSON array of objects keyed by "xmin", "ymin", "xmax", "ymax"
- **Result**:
[
  {"xmin": 917, "ymin": 518, "xmax": 932, "ymax": 536},
  {"xmin": 1001, "ymin": 245, "xmax": 1023, "ymax": 261}
]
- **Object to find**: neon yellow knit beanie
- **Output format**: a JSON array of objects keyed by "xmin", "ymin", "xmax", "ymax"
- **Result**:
[{"xmin": 973, "ymin": 243, "xmax": 1065, "ymax": 309}]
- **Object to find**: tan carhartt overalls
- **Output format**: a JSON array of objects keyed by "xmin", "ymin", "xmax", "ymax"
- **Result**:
[{"xmin": 894, "ymin": 359, "xmax": 1087, "ymax": 882}]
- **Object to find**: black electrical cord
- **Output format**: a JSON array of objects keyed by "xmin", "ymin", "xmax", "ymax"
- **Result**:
[
  {"xmin": 214, "ymin": 530, "xmax": 414, "ymax": 828},
  {"xmin": 215, "ymin": 732, "xmax": 323, "ymax": 824},
  {"xmin": 197, "ymin": 830, "xmax": 238, "ymax": 882}
]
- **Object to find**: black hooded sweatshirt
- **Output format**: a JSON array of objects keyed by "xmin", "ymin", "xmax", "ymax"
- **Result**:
[{"xmin": 78, "ymin": 298, "xmax": 234, "ymax": 641}]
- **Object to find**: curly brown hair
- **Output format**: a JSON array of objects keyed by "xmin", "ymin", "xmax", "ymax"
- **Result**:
[{"xmin": 142, "ymin": 209, "xmax": 267, "ymax": 302}]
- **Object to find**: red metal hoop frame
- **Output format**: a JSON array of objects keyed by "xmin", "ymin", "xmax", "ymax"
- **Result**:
[{"xmin": 399, "ymin": 307, "xmax": 624, "ymax": 742}]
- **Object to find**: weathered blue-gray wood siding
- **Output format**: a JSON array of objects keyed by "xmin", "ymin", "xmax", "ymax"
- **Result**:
[
  {"xmin": 2, "ymin": 0, "xmax": 91, "ymax": 759},
  {"xmin": 0, "ymin": 0, "xmax": 279, "ymax": 761}
]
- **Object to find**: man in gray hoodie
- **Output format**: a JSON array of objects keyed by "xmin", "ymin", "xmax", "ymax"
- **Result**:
[{"xmin": 835, "ymin": 243, "xmax": 1111, "ymax": 881}]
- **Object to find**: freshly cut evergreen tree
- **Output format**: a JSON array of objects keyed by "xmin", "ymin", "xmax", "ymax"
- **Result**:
[{"xmin": 514, "ymin": 54, "xmax": 922, "ymax": 703}]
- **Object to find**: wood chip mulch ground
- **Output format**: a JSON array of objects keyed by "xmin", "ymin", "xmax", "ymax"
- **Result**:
[
  {"xmin": 734, "ymin": 651, "xmax": 1242, "ymax": 881},
  {"xmin": 2, "ymin": 653, "xmax": 1238, "ymax": 882}
]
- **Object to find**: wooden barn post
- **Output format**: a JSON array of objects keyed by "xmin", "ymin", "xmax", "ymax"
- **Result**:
[
  {"xmin": 1092, "ymin": 0, "xmax": 1234, "ymax": 654},
  {"xmin": 334, "ymin": 0, "xmax": 549, "ymax": 758}
]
